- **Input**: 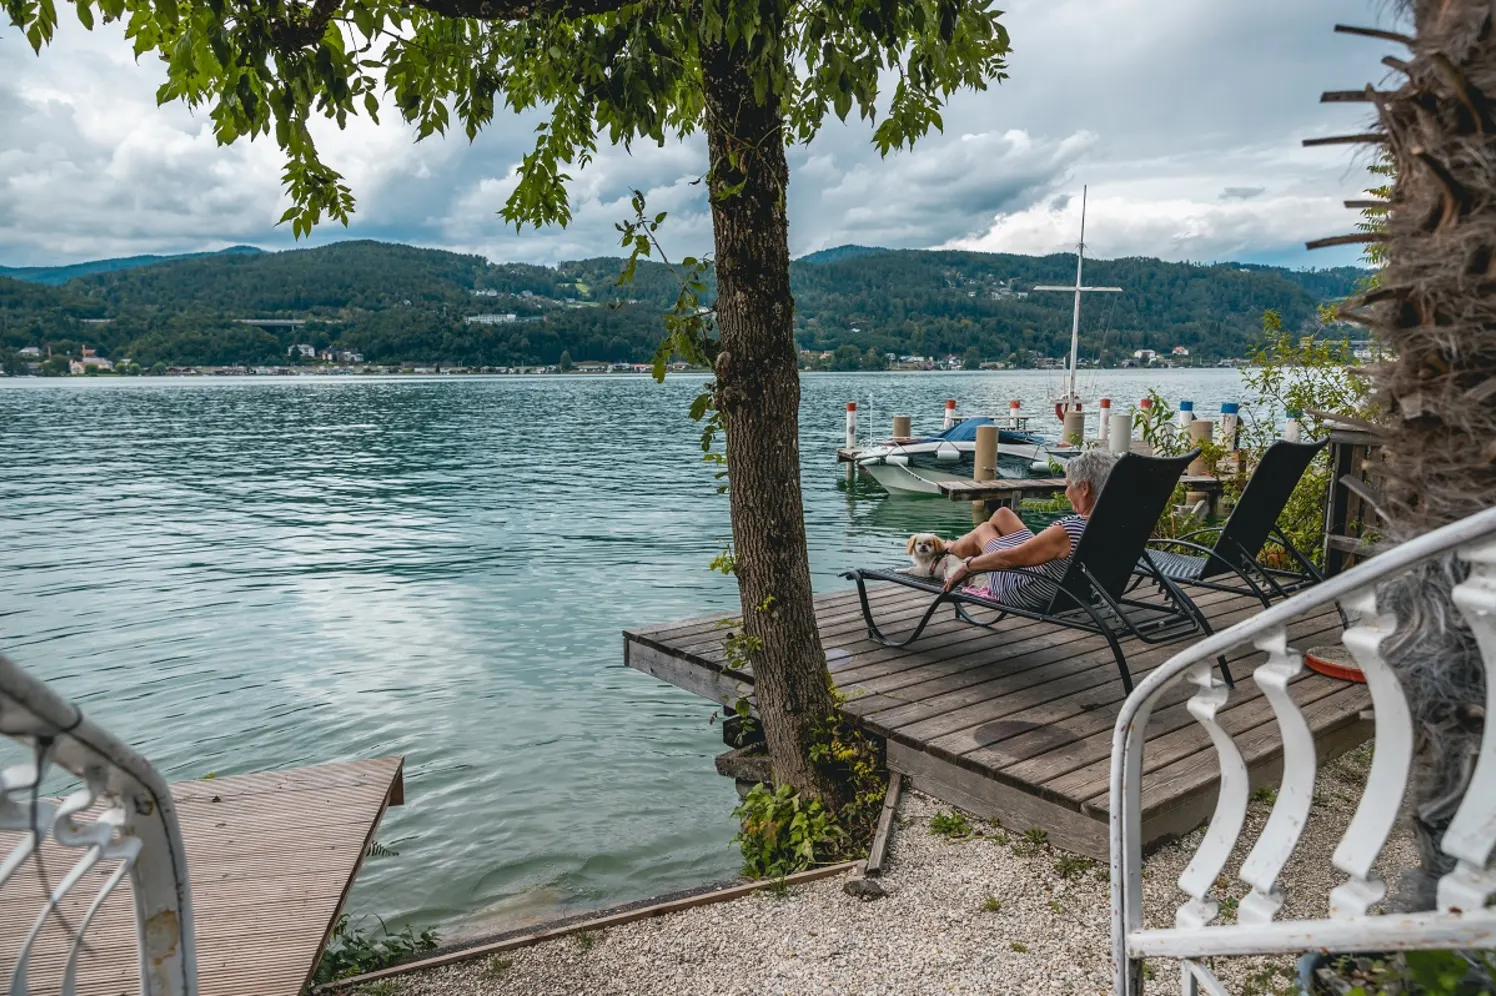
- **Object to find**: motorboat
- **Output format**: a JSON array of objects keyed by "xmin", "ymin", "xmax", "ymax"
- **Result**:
[{"xmin": 854, "ymin": 417, "xmax": 1063, "ymax": 495}]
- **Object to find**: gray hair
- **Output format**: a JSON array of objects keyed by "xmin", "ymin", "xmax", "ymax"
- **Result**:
[{"xmin": 1064, "ymin": 448, "xmax": 1117, "ymax": 497}]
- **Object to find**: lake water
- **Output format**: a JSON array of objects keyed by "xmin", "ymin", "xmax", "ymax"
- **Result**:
[{"xmin": 0, "ymin": 368, "xmax": 1244, "ymax": 937}]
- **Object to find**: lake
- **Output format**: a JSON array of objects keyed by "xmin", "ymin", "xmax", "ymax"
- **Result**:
[{"xmin": 0, "ymin": 368, "xmax": 1246, "ymax": 937}]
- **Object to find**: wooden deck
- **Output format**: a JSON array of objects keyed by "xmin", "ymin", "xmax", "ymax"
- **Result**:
[
  {"xmin": 625, "ymin": 587, "xmax": 1372, "ymax": 859},
  {"xmin": 1, "ymin": 756, "xmax": 404, "ymax": 996}
]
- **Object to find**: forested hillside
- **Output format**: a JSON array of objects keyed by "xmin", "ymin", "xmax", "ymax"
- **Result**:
[{"xmin": 0, "ymin": 240, "xmax": 1367, "ymax": 370}]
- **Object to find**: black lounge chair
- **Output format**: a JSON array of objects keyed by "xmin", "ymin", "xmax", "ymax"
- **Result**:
[
  {"xmin": 843, "ymin": 449, "xmax": 1226, "ymax": 694},
  {"xmin": 1140, "ymin": 438, "xmax": 1329, "ymax": 608}
]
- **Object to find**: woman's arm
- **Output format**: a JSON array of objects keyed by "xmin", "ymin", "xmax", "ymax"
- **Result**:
[{"xmin": 944, "ymin": 522, "xmax": 1073, "ymax": 591}]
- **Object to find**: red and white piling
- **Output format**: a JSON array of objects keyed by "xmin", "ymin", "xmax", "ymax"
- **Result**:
[
  {"xmin": 943, "ymin": 399, "xmax": 957, "ymax": 430},
  {"xmin": 1097, "ymin": 398, "xmax": 1112, "ymax": 446},
  {"xmin": 845, "ymin": 402, "xmax": 858, "ymax": 449}
]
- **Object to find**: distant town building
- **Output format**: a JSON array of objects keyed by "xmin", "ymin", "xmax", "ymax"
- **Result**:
[
  {"xmin": 466, "ymin": 313, "xmax": 519, "ymax": 324},
  {"xmin": 288, "ymin": 344, "xmax": 317, "ymax": 358},
  {"xmin": 18, "ymin": 346, "xmax": 41, "ymax": 357},
  {"xmin": 1133, "ymin": 349, "xmax": 1158, "ymax": 364},
  {"xmin": 69, "ymin": 346, "xmax": 113, "ymax": 374},
  {"xmin": 1171, "ymin": 346, "xmax": 1190, "ymax": 357}
]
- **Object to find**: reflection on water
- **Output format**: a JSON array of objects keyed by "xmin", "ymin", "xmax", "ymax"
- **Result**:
[{"xmin": 0, "ymin": 369, "xmax": 1241, "ymax": 932}]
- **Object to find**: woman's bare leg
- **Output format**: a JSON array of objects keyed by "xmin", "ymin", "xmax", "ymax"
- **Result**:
[
  {"xmin": 988, "ymin": 506, "xmax": 1026, "ymax": 536},
  {"xmin": 945, "ymin": 521, "xmax": 999, "ymax": 558},
  {"xmin": 945, "ymin": 506, "xmax": 1028, "ymax": 558}
]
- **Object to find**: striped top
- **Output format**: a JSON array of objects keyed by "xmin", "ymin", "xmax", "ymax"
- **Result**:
[{"xmin": 975, "ymin": 514, "xmax": 1089, "ymax": 611}]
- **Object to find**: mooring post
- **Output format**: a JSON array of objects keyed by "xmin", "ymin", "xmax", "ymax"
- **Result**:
[
  {"xmin": 973, "ymin": 423, "xmax": 998, "ymax": 518},
  {"xmin": 1062, "ymin": 407, "xmax": 1085, "ymax": 447},
  {"xmin": 943, "ymin": 399, "xmax": 957, "ymax": 430},
  {"xmin": 1220, "ymin": 402, "xmax": 1240, "ymax": 452},
  {"xmin": 1109, "ymin": 411, "xmax": 1132, "ymax": 453},
  {"xmin": 892, "ymin": 414, "xmax": 911, "ymax": 440},
  {"xmin": 1008, "ymin": 399, "xmax": 1021, "ymax": 427},
  {"xmin": 1097, "ymin": 397, "xmax": 1111, "ymax": 446},
  {"xmin": 1187, "ymin": 419, "xmax": 1213, "ymax": 476},
  {"xmin": 845, "ymin": 402, "xmax": 857, "ymax": 449}
]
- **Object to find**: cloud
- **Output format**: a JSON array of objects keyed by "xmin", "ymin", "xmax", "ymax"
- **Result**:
[{"xmin": 0, "ymin": 0, "xmax": 1403, "ymax": 269}]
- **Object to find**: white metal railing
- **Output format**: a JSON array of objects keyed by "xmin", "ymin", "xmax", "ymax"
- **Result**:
[
  {"xmin": 1, "ymin": 653, "xmax": 196, "ymax": 995},
  {"xmin": 1110, "ymin": 505, "xmax": 1496, "ymax": 996}
]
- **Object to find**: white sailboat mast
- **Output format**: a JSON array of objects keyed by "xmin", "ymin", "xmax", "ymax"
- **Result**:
[
  {"xmin": 1068, "ymin": 187, "xmax": 1088, "ymax": 405},
  {"xmin": 1034, "ymin": 185, "xmax": 1122, "ymax": 412}
]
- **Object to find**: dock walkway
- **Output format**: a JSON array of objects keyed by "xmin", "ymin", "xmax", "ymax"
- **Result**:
[
  {"xmin": 625, "ymin": 587, "xmax": 1369, "ymax": 859},
  {"xmin": 1, "ymin": 756, "xmax": 404, "ymax": 996}
]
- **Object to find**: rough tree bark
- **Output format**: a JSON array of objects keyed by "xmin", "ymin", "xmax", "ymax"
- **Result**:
[
  {"xmin": 1345, "ymin": 0, "xmax": 1496, "ymax": 910},
  {"xmin": 699, "ymin": 35, "xmax": 846, "ymax": 808}
]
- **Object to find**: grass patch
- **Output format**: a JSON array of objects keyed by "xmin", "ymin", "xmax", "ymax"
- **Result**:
[
  {"xmin": 1010, "ymin": 827, "xmax": 1048, "ymax": 857},
  {"xmin": 980, "ymin": 895, "xmax": 1002, "ymax": 913},
  {"xmin": 482, "ymin": 955, "xmax": 513, "ymax": 979},
  {"xmin": 1251, "ymin": 786, "xmax": 1278, "ymax": 805},
  {"xmin": 1010, "ymin": 941, "xmax": 1029, "ymax": 953},
  {"xmin": 930, "ymin": 811, "xmax": 973, "ymax": 839},
  {"xmin": 1054, "ymin": 854, "xmax": 1096, "ymax": 880},
  {"xmin": 574, "ymin": 930, "xmax": 601, "ymax": 952}
]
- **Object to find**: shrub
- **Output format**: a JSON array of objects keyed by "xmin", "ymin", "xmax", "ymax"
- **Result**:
[{"xmin": 733, "ymin": 782, "xmax": 844, "ymax": 879}]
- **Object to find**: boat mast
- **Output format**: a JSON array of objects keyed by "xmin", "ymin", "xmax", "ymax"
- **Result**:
[
  {"xmin": 1034, "ymin": 186, "xmax": 1122, "ymax": 413},
  {"xmin": 1068, "ymin": 187, "xmax": 1088, "ymax": 406}
]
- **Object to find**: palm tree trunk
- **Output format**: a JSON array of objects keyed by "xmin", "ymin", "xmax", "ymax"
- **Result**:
[{"xmin": 1351, "ymin": 0, "xmax": 1496, "ymax": 909}]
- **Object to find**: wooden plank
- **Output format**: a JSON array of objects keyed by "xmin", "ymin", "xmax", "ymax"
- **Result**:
[
  {"xmin": 969, "ymin": 617, "xmax": 1343, "ymax": 785},
  {"xmin": 1043, "ymin": 670, "xmax": 1354, "ymax": 805},
  {"xmin": 0, "ymin": 757, "xmax": 403, "ymax": 996},
  {"xmin": 863, "ymin": 772, "xmax": 903, "ymax": 878},
  {"xmin": 625, "ymin": 640, "xmax": 752, "ymax": 707},
  {"xmin": 888, "ymin": 741, "xmax": 1107, "ymax": 860}
]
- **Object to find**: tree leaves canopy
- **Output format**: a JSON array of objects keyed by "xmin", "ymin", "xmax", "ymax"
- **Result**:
[{"xmin": 6, "ymin": 0, "xmax": 1010, "ymax": 237}]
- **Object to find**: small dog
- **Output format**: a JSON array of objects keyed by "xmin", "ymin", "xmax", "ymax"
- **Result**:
[{"xmin": 906, "ymin": 533, "xmax": 962, "ymax": 581}]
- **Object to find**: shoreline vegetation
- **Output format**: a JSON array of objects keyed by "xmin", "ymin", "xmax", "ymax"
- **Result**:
[{"xmin": 2, "ymin": 240, "xmax": 1366, "ymax": 377}]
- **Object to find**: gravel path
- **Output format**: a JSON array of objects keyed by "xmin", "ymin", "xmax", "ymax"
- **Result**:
[{"xmin": 373, "ymin": 745, "xmax": 1412, "ymax": 996}]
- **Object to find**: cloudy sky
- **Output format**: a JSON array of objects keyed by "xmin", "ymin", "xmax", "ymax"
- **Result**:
[{"xmin": 0, "ymin": 0, "xmax": 1403, "ymax": 270}]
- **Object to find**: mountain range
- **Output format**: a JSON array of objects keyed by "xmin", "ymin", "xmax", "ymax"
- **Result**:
[{"xmin": 0, "ymin": 240, "xmax": 1369, "ymax": 370}]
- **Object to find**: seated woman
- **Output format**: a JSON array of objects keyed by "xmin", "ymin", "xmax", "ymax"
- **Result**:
[{"xmin": 940, "ymin": 448, "xmax": 1117, "ymax": 608}]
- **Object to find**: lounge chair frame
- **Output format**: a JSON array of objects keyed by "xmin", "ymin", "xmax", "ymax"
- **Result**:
[
  {"xmin": 844, "ymin": 450, "xmax": 1229, "ymax": 695},
  {"xmin": 1139, "ymin": 439, "xmax": 1330, "ymax": 610}
]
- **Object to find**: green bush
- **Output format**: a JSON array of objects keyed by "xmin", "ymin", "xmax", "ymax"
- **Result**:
[
  {"xmin": 733, "ymin": 782, "xmax": 844, "ymax": 879},
  {"xmin": 310, "ymin": 915, "xmax": 439, "ymax": 986}
]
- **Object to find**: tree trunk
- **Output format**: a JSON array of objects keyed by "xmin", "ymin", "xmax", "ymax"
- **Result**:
[
  {"xmin": 699, "ymin": 36, "xmax": 845, "ymax": 808},
  {"xmin": 1352, "ymin": 0, "xmax": 1496, "ymax": 910}
]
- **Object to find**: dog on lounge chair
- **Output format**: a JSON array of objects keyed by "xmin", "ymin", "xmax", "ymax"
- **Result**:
[{"xmin": 906, "ymin": 533, "xmax": 963, "ymax": 581}]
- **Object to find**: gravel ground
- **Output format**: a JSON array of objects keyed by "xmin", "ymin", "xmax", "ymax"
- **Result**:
[{"xmin": 373, "ymin": 745, "xmax": 1413, "ymax": 996}]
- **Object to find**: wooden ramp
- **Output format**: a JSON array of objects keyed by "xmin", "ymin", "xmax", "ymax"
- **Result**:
[
  {"xmin": 1, "ymin": 756, "xmax": 404, "ymax": 996},
  {"xmin": 625, "ymin": 587, "xmax": 1371, "ymax": 859}
]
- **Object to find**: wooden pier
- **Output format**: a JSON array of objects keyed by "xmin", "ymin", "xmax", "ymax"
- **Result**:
[
  {"xmin": 1, "ymin": 756, "xmax": 405, "ymax": 996},
  {"xmin": 625, "ymin": 587, "xmax": 1370, "ymax": 859}
]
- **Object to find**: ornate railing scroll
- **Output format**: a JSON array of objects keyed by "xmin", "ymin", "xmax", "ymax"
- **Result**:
[
  {"xmin": 1109, "ymin": 505, "xmax": 1496, "ymax": 996},
  {"xmin": 0, "ymin": 653, "xmax": 197, "ymax": 996}
]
